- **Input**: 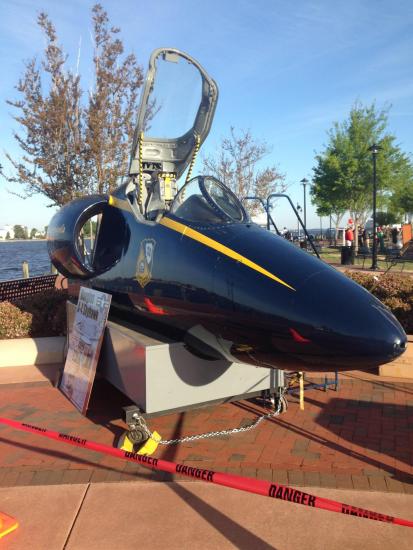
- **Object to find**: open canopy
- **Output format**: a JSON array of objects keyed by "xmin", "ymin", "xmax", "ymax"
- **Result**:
[{"xmin": 129, "ymin": 48, "xmax": 218, "ymax": 181}]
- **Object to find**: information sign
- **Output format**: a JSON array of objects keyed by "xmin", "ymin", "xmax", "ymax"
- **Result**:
[{"xmin": 60, "ymin": 287, "xmax": 111, "ymax": 414}]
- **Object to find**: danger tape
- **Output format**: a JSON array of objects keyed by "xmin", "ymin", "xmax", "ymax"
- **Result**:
[{"xmin": 0, "ymin": 416, "xmax": 412, "ymax": 528}]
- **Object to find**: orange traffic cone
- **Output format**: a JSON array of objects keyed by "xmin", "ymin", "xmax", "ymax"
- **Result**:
[{"xmin": 0, "ymin": 511, "xmax": 18, "ymax": 539}]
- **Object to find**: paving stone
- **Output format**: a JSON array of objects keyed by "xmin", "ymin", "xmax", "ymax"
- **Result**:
[
  {"xmin": 363, "ymin": 468, "xmax": 386, "ymax": 476},
  {"xmin": 15, "ymin": 470, "xmax": 35, "ymax": 486},
  {"xmin": 351, "ymin": 474, "xmax": 370, "ymax": 490},
  {"xmin": 384, "ymin": 477, "xmax": 405, "ymax": 493},
  {"xmin": 367, "ymin": 475, "xmax": 387, "ymax": 491},
  {"xmin": 302, "ymin": 451, "xmax": 321, "ymax": 460},
  {"xmin": 303, "ymin": 472, "xmax": 321, "ymax": 486},
  {"xmin": 290, "ymin": 449, "xmax": 306, "ymax": 457},
  {"xmin": 402, "ymin": 483, "xmax": 413, "ymax": 494},
  {"xmin": 335, "ymin": 474, "xmax": 353, "ymax": 489},
  {"xmin": 293, "ymin": 439, "xmax": 310, "ymax": 451},
  {"xmin": 45, "ymin": 470, "xmax": 66, "ymax": 485},
  {"xmin": 224, "ymin": 467, "xmax": 241, "ymax": 476},
  {"xmin": 185, "ymin": 454, "xmax": 211, "ymax": 461},
  {"xmin": 31, "ymin": 470, "xmax": 53, "ymax": 486},
  {"xmin": 0, "ymin": 468, "xmax": 12, "ymax": 484},
  {"xmin": 320, "ymin": 472, "xmax": 337, "ymax": 487},
  {"xmin": 287, "ymin": 470, "xmax": 305, "ymax": 486},
  {"xmin": 230, "ymin": 453, "xmax": 246, "ymax": 462},
  {"xmin": 61, "ymin": 469, "xmax": 83, "ymax": 484},
  {"xmin": 76, "ymin": 469, "xmax": 93, "ymax": 483},
  {"xmin": 256, "ymin": 468, "xmax": 273, "ymax": 482},
  {"xmin": 240, "ymin": 467, "xmax": 257, "ymax": 478},
  {"xmin": 272, "ymin": 469, "xmax": 288, "ymax": 485}
]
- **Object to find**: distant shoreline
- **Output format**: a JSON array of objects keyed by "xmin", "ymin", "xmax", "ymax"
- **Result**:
[{"xmin": 0, "ymin": 239, "xmax": 46, "ymax": 243}]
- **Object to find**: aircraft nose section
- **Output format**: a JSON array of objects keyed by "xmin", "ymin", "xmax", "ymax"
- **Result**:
[{"xmin": 292, "ymin": 269, "xmax": 407, "ymax": 368}]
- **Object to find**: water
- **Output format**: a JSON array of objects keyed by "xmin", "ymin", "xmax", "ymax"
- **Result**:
[{"xmin": 0, "ymin": 241, "xmax": 51, "ymax": 281}]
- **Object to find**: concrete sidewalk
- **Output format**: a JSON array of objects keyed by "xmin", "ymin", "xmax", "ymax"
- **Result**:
[{"xmin": 1, "ymin": 481, "xmax": 412, "ymax": 549}]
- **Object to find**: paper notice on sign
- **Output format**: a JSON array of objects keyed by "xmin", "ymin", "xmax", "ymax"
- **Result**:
[{"xmin": 60, "ymin": 287, "xmax": 111, "ymax": 414}]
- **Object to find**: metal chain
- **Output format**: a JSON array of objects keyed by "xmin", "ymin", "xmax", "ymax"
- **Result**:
[{"xmin": 133, "ymin": 388, "xmax": 287, "ymax": 446}]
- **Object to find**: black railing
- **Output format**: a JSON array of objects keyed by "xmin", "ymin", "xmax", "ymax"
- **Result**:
[{"xmin": 0, "ymin": 274, "xmax": 58, "ymax": 302}]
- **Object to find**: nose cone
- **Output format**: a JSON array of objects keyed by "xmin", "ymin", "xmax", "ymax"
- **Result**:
[{"xmin": 291, "ymin": 269, "xmax": 407, "ymax": 369}]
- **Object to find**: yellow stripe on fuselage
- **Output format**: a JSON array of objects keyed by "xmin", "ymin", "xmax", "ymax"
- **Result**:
[{"xmin": 160, "ymin": 217, "xmax": 295, "ymax": 291}]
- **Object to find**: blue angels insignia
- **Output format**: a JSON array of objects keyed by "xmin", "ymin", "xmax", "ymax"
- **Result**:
[{"xmin": 136, "ymin": 239, "xmax": 156, "ymax": 287}]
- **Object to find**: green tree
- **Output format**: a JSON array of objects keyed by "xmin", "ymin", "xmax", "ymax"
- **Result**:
[
  {"xmin": 203, "ymin": 127, "xmax": 286, "ymax": 215},
  {"xmin": 376, "ymin": 211, "xmax": 402, "ymax": 226},
  {"xmin": 5, "ymin": 232, "xmax": 10, "ymax": 240},
  {"xmin": 311, "ymin": 102, "xmax": 413, "ymax": 248},
  {"xmin": 390, "ymin": 180, "xmax": 413, "ymax": 219},
  {"xmin": 13, "ymin": 225, "xmax": 28, "ymax": 239},
  {"xmin": 1, "ymin": 4, "xmax": 144, "ymax": 206},
  {"xmin": 30, "ymin": 228, "xmax": 38, "ymax": 239}
]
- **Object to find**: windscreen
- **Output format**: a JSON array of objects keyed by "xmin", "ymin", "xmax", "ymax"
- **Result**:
[
  {"xmin": 144, "ymin": 54, "xmax": 202, "ymax": 139},
  {"xmin": 170, "ymin": 176, "xmax": 246, "ymax": 224}
]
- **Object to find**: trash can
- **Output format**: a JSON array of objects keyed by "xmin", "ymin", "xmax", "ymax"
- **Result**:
[{"xmin": 341, "ymin": 246, "xmax": 355, "ymax": 265}]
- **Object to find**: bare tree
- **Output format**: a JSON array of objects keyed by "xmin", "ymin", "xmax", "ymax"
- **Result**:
[
  {"xmin": 203, "ymin": 127, "xmax": 286, "ymax": 215},
  {"xmin": 1, "ymin": 4, "xmax": 144, "ymax": 205}
]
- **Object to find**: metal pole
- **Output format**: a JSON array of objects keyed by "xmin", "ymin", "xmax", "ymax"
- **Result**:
[
  {"xmin": 303, "ymin": 185, "xmax": 307, "ymax": 230},
  {"xmin": 329, "ymin": 214, "xmax": 332, "ymax": 246},
  {"xmin": 370, "ymin": 146, "xmax": 379, "ymax": 270}
]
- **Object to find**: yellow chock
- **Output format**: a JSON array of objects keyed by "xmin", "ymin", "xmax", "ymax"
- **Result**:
[
  {"xmin": 0, "ymin": 511, "xmax": 19, "ymax": 539},
  {"xmin": 137, "ymin": 431, "xmax": 161, "ymax": 456},
  {"xmin": 119, "ymin": 431, "xmax": 162, "ymax": 456},
  {"xmin": 119, "ymin": 433, "xmax": 134, "ymax": 453}
]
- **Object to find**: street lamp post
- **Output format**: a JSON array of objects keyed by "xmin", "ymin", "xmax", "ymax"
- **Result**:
[
  {"xmin": 300, "ymin": 178, "xmax": 309, "ymax": 248},
  {"xmin": 296, "ymin": 204, "xmax": 302, "ymax": 239},
  {"xmin": 300, "ymin": 178, "xmax": 309, "ymax": 230},
  {"xmin": 368, "ymin": 144, "xmax": 381, "ymax": 270}
]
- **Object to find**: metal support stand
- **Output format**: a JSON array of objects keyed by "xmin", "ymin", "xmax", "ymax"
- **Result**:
[{"xmin": 287, "ymin": 371, "xmax": 339, "ymax": 395}]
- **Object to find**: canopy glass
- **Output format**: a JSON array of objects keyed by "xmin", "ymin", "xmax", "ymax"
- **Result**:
[{"xmin": 170, "ymin": 176, "xmax": 247, "ymax": 224}]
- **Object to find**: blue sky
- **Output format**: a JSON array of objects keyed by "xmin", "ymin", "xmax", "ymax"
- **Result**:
[{"xmin": 1, "ymin": 0, "xmax": 412, "ymax": 230}]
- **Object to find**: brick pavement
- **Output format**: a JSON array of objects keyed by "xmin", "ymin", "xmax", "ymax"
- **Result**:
[{"xmin": 0, "ymin": 371, "xmax": 412, "ymax": 492}]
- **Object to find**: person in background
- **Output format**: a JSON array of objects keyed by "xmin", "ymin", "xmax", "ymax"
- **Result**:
[
  {"xmin": 345, "ymin": 226, "xmax": 354, "ymax": 247},
  {"xmin": 362, "ymin": 226, "xmax": 370, "ymax": 249},
  {"xmin": 377, "ymin": 226, "xmax": 385, "ymax": 253},
  {"xmin": 358, "ymin": 225, "xmax": 363, "ymax": 248}
]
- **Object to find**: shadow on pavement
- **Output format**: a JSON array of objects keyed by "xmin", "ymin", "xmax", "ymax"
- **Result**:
[
  {"xmin": 170, "ymin": 482, "xmax": 277, "ymax": 550},
  {"xmin": 233, "ymin": 398, "xmax": 412, "ymax": 484},
  {"xmin": 161, "ymin": 403, "xmax": 276, "ymax": 548}
]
